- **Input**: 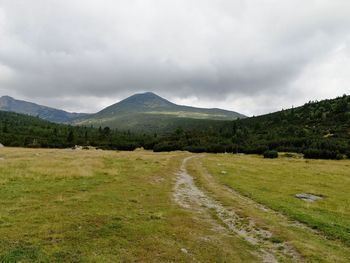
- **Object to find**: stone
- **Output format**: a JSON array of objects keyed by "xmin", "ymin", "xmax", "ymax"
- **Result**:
[{"xmin": 295, "ymin": 193, "xmax": 322, "ymax": 202}]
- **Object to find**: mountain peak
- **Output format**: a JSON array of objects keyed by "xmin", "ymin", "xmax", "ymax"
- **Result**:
[
  {"xmin": 0, "ymin": 95, "xmax": 14, "ymax": 101},
  {"xmin": 138, "ymin": 91, "xmax": 158, "ymax": 96},
  {"xmin": 87, "ymin": 91, "xmax": 245, "ymax": 131},
  {"xmin": 98, "ymin": 92, "xmax": 175, "ymax": 115},
  {"xmin": 122, "ymin": 92, "xmax": 173, "ymax": 106},
  {"xmin": 0, "ymin": 96, "xmax": 16, "ymax": 107}
]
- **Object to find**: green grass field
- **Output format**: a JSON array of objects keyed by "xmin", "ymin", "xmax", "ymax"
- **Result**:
[
  {"xmin": 188, "ymin": 154, "xmax": 350, "ymax": 262},
  {"xmin": 202, "ymin": 154, "xmax": 350, "ymax": 244},
  {"xmin": 0, "ymin": 148, "xmax": 257, "ymax": 262},
  {"xmin": 0, "ymin": 148, "xmax": 349, "ymax": 262}
]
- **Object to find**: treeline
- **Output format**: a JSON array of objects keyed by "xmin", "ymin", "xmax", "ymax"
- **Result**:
[
  {"xmin": 0, "ymin": 111, "xmax": 157, "ymax": 150},
  {"xmin": 153, "ymin": 95, "xmax": 350, "ymax": 159},
  {"xmin": 0, "ymin": 95, "xmax": 349, "ymax": 160}
]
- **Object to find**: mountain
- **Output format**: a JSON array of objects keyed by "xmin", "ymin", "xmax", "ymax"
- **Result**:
[
  {"xmin": 74, "ymin": 92, "xmax": 245, "ymax": 131},
  {"xmin": 0, "ymin": 96, "xmax": 88, "ymax": 123}
]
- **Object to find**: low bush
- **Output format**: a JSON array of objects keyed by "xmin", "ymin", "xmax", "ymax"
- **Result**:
[
  {"xmin": 183, "ymin": 145, "xmax": 207, "ymax": 153},
  {"xmin": 346, "ymin": 150, "xmax": 350, "ymax": 159},
  {"xmin": 153, "ymin": 142, "xmax": 182, "ymax": 152},
  {"xmin": 263, "ymin": 150, "xmax": 278, "ymax": 159},
  {"xmin": 303, "ymin": 149, "xmax": 342, "ymax": 160}
]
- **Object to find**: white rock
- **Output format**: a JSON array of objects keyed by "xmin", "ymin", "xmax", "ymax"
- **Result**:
[
  {"xmin": 180, "ymin": 248, "xmax": 188, "ymax": 254},
  {"xmin": 295, "ymin": 193, "xmax": 322, "ymax": 202}
]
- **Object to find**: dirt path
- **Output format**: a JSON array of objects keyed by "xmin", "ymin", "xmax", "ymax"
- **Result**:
[
  {"xmin": 173, "ymin": 156, "xmax": 302, "ymax": 263},
  {"xmin": 198, "ymin": 160, "xmax": 319, "ymax": 234}
]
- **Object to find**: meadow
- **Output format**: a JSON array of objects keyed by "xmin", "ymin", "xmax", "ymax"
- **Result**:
[
  {"xmin": 0, "ymin": 148, "xmax": 256, "ymax": 262},
  {"xmin": 202, "ymin": 154, "xmax": 350, "ymax": 244},
  {"xmin": 188, "ymin": 154, "xmax": 350, "ymax": 262},
  {"xmin": 0, "ymin": 148, "xmax": 349, "ymax": 262}
]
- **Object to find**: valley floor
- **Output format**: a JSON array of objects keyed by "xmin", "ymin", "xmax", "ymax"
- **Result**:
[{"xmin": 0, "ymin": 148, "xmax": 349, "ymax": 262}]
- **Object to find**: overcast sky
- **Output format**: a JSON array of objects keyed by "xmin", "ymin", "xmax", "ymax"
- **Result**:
[{"xmin": 0, "ymin": 0, "xmax": 349, "ymax": 116}]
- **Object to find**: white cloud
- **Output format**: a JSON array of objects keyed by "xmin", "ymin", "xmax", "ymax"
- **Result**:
[
  {"xmin": 291, "ymin": 41, "xmax": 350, "ymax": 104},
  {"xmin": 0, "ymin": 0, "xmax": 349, "ymax": 115}
]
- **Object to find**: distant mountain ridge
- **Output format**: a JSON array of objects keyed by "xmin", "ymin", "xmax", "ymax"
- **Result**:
[
  {"xmin": 0, "ymin": 93, "xmax": 245, "ymax": 132},
  {"xmin": 0, "ymin": 96, "xmax": 88, "ymax": 123},
  {"xmin": 74, "ymin": 92, "xmax": 245, "ymax": 131}
]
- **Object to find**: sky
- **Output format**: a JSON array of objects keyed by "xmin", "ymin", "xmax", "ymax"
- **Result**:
[{"xmin": 0, "ymin": 0, "xmax": 349, "ymax": 116}]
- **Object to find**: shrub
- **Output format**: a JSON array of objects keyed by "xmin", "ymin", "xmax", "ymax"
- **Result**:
[
  {"xmin": 336, "ymin": 153, "xmax": 344, "ymax": 160},
  {"xmin": 244, "ymin": 145, "xmax": 268, "ymax": 154},
  {"xmin": 115, "ymin": 143, "xmax": 139, "ymax": 151},
  {"xmin": 153, "ymin": 142, "xmax": 182, "ymax": 152},
  {"xmin": 263, "ymin": 150, "xmax": 278, "ymax": 159},
  {"xmin": 346, "ymin": 150, "xmax": 350, "ymax": 159},
  {"xmin": 183, "ymin": 145, "xmax": 207, "ymax": 153},
  {"xmin": 206, "ymin": 144, "xmax": 226, "ymax": 153},
  {"xmin": 303, "ymin": 149, "xmax": 341, "ymax": 160}
]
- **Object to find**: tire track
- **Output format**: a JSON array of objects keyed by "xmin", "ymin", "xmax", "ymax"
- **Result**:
[{"xmin": 173, "ymin": 156, "xmax": 302, "ymax": 263}]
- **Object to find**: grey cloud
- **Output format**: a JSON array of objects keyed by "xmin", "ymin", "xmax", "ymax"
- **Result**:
[{"xmin": 0, "ymin": 0, "xmax": 349, "ymax": 115}]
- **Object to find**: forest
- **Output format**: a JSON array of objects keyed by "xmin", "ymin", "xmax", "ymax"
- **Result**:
[
  {"xmin": 153, "ymin": 95, "xmax": 350, "ymax": 159},
  {"xmin": 0, "ymin": 111, "xmax": 156, "ymax": 150}
]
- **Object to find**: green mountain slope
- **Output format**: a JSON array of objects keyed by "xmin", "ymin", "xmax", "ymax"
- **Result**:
[
  {"xmin": 0, "ymin": 96, "xmax": 88, "ymax": 123},
  {"xmin": 74, "ymin": 92, "xmax": 245, "ymax": 131},
  {"xmin": 155, "ymin": 95, "xmax": 350, "ymax": 158}
]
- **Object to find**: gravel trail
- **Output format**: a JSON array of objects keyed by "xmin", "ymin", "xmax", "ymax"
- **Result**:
[{"xmin": 173, "ymin": 156, "xmax": 302, "ymax": 263}]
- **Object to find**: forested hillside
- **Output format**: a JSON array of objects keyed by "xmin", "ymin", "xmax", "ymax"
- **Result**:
[
  {"xmin": 0, "ymin": 111, "xmax": 155, "ymax": 150},
  {"xmin": 155, "ymin": 95, "xmax": 350, "ymax": 159}
]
